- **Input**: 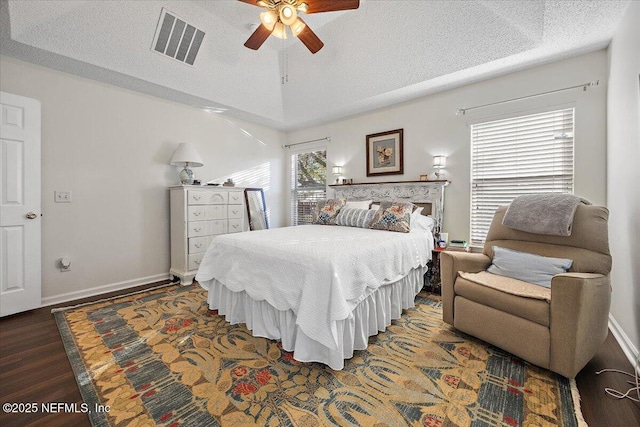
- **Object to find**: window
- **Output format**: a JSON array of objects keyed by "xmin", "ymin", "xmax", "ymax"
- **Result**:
[
  {"xmin": 470, "ymin": 108, "xmax": 574, "ymax": 245},
  {"xmin": 291, "ymin": 149, "xmax": 327, "ymax": 225}
]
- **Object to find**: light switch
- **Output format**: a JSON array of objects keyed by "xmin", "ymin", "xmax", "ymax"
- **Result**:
[{"xmin": 55, "ymin": 191, "xmax": 72, "ymax": 203}]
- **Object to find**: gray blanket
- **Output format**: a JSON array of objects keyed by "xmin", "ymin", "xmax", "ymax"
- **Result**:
[{"xmin": 502, "ymin": 194, "xmax": 591, "ymax": 236}]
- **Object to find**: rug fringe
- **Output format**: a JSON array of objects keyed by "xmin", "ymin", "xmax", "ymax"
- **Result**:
[
  {"xmin": 570, "ymin": 378, "xmax": 588, "ymax": 427},
  {"xmin": 51, "ymin": 282, "xmax": 181, "ymax": 313}
]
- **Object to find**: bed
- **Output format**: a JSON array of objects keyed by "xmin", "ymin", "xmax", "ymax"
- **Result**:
[{"xmin": 196, "ymin": 183, "xmax": 446, "ymax": 370}]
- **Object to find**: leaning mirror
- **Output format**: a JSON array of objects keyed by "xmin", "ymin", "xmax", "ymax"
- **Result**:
[{"xmin": 244, "ymin": 188, "xmax": 269, "ymax": 231}]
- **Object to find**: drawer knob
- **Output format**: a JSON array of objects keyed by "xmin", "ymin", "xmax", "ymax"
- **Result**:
[
  {"xmin": 194, "ymin": 227, "xmax": 202, "ymax": 232},
  {"xmin": 193, "ymin": 195, "xmax": 201, "ymax": 200},
  {"xmin": 195, "ymin": 260, "xmax": 201, "ymax": 265},
  {"xmin": 195, "ymin": 243, "xmax": 202, "ymax": 248}
]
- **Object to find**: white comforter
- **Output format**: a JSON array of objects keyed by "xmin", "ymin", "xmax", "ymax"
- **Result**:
[{"xmin": 195, "ymin": 225, "xmax": 433, "ymax": 351}]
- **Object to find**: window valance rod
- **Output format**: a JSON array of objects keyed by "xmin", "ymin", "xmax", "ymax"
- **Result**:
[
  {"xmin": 456, "ymin": 80, "xmax": 599, "ymax": 116},
  {"xmin": 282, "ymin": 136, "xmax": 330, "ymax": 149}
]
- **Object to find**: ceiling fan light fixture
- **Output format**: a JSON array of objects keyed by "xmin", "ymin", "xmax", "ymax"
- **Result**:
[
  {"xmin": 256, "ymin": 0, "xmax": 269, "ymax": 7},
  {"xmin": 259, "ymin": 10, "xmax": 277, "ymax": 30},
  {"xmin": 290, "ymin": 18, "xmax": 306, "ymax": 37},
  {"xmin": 279, "ymin": 4, "xmax": 297, "ymax": 26},
  {"xmin": 296, "ymin": 2, "xmax": 308, "ymax": 14},
  {"xmin": 272, "ymin": 21, "xmax": 288, "ymax": 39}
]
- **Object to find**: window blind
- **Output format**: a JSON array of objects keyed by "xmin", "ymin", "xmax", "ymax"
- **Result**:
[
  {"xmin": 470, "ymin": 108, "xmax": 574, "ymax": 245},
  {"xmin": 291, "ymin": 149, "xmax": 327, "ymax": 225}
]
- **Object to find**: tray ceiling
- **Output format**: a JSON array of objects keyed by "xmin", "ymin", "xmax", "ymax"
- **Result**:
[{"xmin": 0, "ymin": 0, "xmax": 631, "ymax": 130}]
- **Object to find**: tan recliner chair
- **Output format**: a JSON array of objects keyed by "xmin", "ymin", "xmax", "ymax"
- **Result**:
[{"xmin": 441, "ymin": 204, "xmax": 611, "ymax": 378}]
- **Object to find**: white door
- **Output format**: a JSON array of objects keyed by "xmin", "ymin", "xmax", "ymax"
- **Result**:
[{"xmin": 0, "ymin": 92, "xmax": 41, "ymax": 316}]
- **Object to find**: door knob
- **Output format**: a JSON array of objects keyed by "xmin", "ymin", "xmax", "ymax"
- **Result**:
[{"xmin": 26, "ymin": 212, "xmax": 38, "ymax": 219}]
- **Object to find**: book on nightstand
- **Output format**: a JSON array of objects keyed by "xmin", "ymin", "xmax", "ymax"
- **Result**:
[{"xmin": 446, "ymin": 240, "xmax": 470, "ymax": 252}]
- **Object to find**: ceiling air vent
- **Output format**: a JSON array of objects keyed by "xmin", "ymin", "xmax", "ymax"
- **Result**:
[{"xmin": 152, "ymin": 8, "xmax": 205, "ymax": 66}]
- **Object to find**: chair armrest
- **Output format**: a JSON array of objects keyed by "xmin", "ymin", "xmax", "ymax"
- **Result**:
[
  {"xmin": 549, "ymin": 273, "xmax": 611, "ymax": 378},
  {"xmin": 440, "ymin": 251, "xmax": 492, "ymax": 325}
]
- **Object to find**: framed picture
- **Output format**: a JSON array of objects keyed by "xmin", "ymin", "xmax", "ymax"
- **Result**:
[{"xmin": 366, "ymin": 129, "xmax": 403, "ymax": 176}]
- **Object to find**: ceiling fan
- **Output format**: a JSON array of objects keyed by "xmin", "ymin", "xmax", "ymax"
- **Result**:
[{"xmin": 239, "ymin": 0, "xmax": 360, "ymax": 54}]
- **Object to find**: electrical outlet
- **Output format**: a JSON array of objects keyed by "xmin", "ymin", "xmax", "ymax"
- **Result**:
[
  {"xmin": 55, "ymin": 191, "xmax": 72, "ymax": 203},
  {"xmin": 60, "ymin": 257, "xmax": 71, "ymax": 272}
]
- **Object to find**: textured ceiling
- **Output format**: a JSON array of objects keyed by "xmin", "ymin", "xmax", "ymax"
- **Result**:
[{"xmin": 0, "ymin": 0, "xmax": 631, "ymax": 130}]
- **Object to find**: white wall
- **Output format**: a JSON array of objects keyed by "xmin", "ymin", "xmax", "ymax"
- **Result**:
[
  {"xmin": 0, "ymin": 55, "xmax": 286, "ymax": 304},
  {"xmin": 607, "ymin": 2, "xmax": 640, "ymax": 362},
  {"xmin": 286, "ymin": 51, "xmax": 608, "ymax": 238}
]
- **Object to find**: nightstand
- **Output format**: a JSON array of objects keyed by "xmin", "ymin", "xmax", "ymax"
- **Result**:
[{"xmin": 425, "ymin": 247, "xmax": 445, "ymax": 295}]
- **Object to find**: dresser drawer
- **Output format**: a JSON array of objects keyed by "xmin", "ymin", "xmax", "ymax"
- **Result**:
[
  {"xmin": 228, "ymin": 204, "xmax": 244, "ymax": 219},
  {"xmin": 188, "ymin": 190, "xmax": 229, "ymax": 205},
  {"xmin": 188, "ymin": 205, "xmax": 227, "ymax": 221},
  {"xmin": 228, "ymin": 191, "xmax": 243, "ymax": 204},
  {"xmin": 228, "ymin": 218, "xmax": 244, "ymax": 233},
  {"xmin": 208, "ymin": 191, "xmax": 228, "ymax": 204},
  {"xmin": 210, "ymin": 220, "xmax": 227, "ymax": 235},
  {"xmin": 187, "ymin": 190, "xmax": 209, "ymax": 205},
  {"xmin": 187, "ymin": 221, "xmax": 210, "ymax": 237},
  {"xmin": 188, "ymin": 253, "xmax": 205, "ymax": 271},
  {"xmin": 187, "ymin": 220, "xmax": 227, "ymax": 237},
  {"xmin": 189, "ymin": 236, "xmax": 211, "ymax": 253},
  {"xmin": 188, "ymin": 206, "xmax": 207, "ymax": 221}
]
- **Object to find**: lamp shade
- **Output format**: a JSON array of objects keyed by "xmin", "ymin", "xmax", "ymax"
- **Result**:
[
  {"xmin": 332, "ymin": 166, "xmax": 343, "ymax": 175},
  {"xmin": 170, "ymin": 143, "xmax": 204, "ymax": 167},
  {"xmin": 433, "ymin": 155, "xmax": 446, "ymax": 169}
]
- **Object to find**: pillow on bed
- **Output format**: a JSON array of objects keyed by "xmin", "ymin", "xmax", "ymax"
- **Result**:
[
  {"xmin": 313, "ymin": 198, "xmax": 346, "ymax": 225},
  {"xmin": 410, "ymin": 206, "xmax": 424, "ymax": 225},
  {"xmin": 335, "ymin": 208, "xmax": 376, "ymax": 228},
  {"xmin": 344, "ymin": 200, "xmax": 372, "ymax": 210},
  {"xmin": 487, "ymin": 246, "xmax": 573, "ymax": 288},
  {"xmin": 368, "ymin": 201, "xmax": 414, "ymax": 233},
  {"xmin": 412, "ymin": 215, "xmax": 435, "ymax": 232}
]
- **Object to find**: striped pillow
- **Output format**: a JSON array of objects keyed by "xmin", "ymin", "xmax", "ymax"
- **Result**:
[{"xmin": 335, "ymin": 208, "xmax": 376, "ymax": 228}]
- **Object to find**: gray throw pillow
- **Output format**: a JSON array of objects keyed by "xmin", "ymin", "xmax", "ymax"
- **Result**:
[
  {"xmin": 487, "ymin": 246, "xmax": 573, "ymax": 288},
  {"xmin": 335, "ymin": 208, "xmax": 376, "ymax": 228}
]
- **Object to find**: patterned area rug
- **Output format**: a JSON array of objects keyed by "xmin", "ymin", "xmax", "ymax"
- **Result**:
[{"xmin": 54, "ymin": 284, "xmax": 584, "ymax": 426}]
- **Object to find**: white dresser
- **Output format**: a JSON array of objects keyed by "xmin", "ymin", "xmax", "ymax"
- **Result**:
[{"xmin": 170, "ymin": 185, "xmax": 245, "ymax": 284}]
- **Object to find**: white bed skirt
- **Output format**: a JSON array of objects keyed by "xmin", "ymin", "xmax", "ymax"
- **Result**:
[{"xmin": 199, "ymin": 265, "xmax": 427, "ymax": 370}]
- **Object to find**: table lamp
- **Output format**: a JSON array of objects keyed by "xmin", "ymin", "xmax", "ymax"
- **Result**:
[{"xmin": 170, "ymin": 143, "xmax": 204, "ymax": 185}]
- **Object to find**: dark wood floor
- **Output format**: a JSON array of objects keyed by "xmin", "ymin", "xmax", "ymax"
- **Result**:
[{"xmin": 1, "ymin": 282, "xmax": 638, "ymax": 427}]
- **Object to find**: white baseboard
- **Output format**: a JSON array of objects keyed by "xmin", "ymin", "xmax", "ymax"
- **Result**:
[
  {"xmin": 40, "ymin": 273, "xmax": 171, "ymax": 308},
  {"xmin": 609, "ymin": 314, "xmax": 639, "ymax": 371}
]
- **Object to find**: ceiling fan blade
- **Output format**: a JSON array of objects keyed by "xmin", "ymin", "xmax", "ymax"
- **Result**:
[
  {"xmin": 244, "ymin": 24, "xmax": 274, "ymax": 50},
  {"xmin": 296, "ymin": 19, "xmax": 323, "ymax": 54},
  {"xmin": 304, "ymin": 0, "xmax": 359, "ymax": 14},
  {"xmin": 237, "ymin": 0, "xmax": 262, "ymax": 7}
]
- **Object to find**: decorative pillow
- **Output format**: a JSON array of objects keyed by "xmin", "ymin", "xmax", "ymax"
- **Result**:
[
  {"xmin": 313, "ymin": 198, "xmax": 346, "ymax": 225},
  {"xmin": 368, "ymin": 201, "xmax": 414, "ymax": 233},
  {"xmin": 411, "ymin": 215, "xmax": 435, "ymax": 232},
  {"xmin": 344, "ymin": 200, "xmax": 372, "ymax": 210},
  {"xmin": 335, "ymin": 208, "xmax": 377, "ymax": 228},
  {"xmin": 487, "ymin": 246, "xmax": 573, "ymax": 288}
]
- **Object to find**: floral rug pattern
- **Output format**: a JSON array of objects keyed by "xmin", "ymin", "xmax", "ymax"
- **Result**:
[{"xmin": 54, "ymin": 284, "xmax": 580, "ymax": 426}]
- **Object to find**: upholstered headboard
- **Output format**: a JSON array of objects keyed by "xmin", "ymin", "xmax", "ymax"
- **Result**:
[{"xmin": 332, "ymin": 181, "xmax": 448, "ymax": 235}]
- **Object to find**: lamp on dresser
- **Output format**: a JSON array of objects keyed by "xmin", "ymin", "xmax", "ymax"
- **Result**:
[{"xmin": 170, "ymin": 143, "xmax": 204, "ymax": 185}]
